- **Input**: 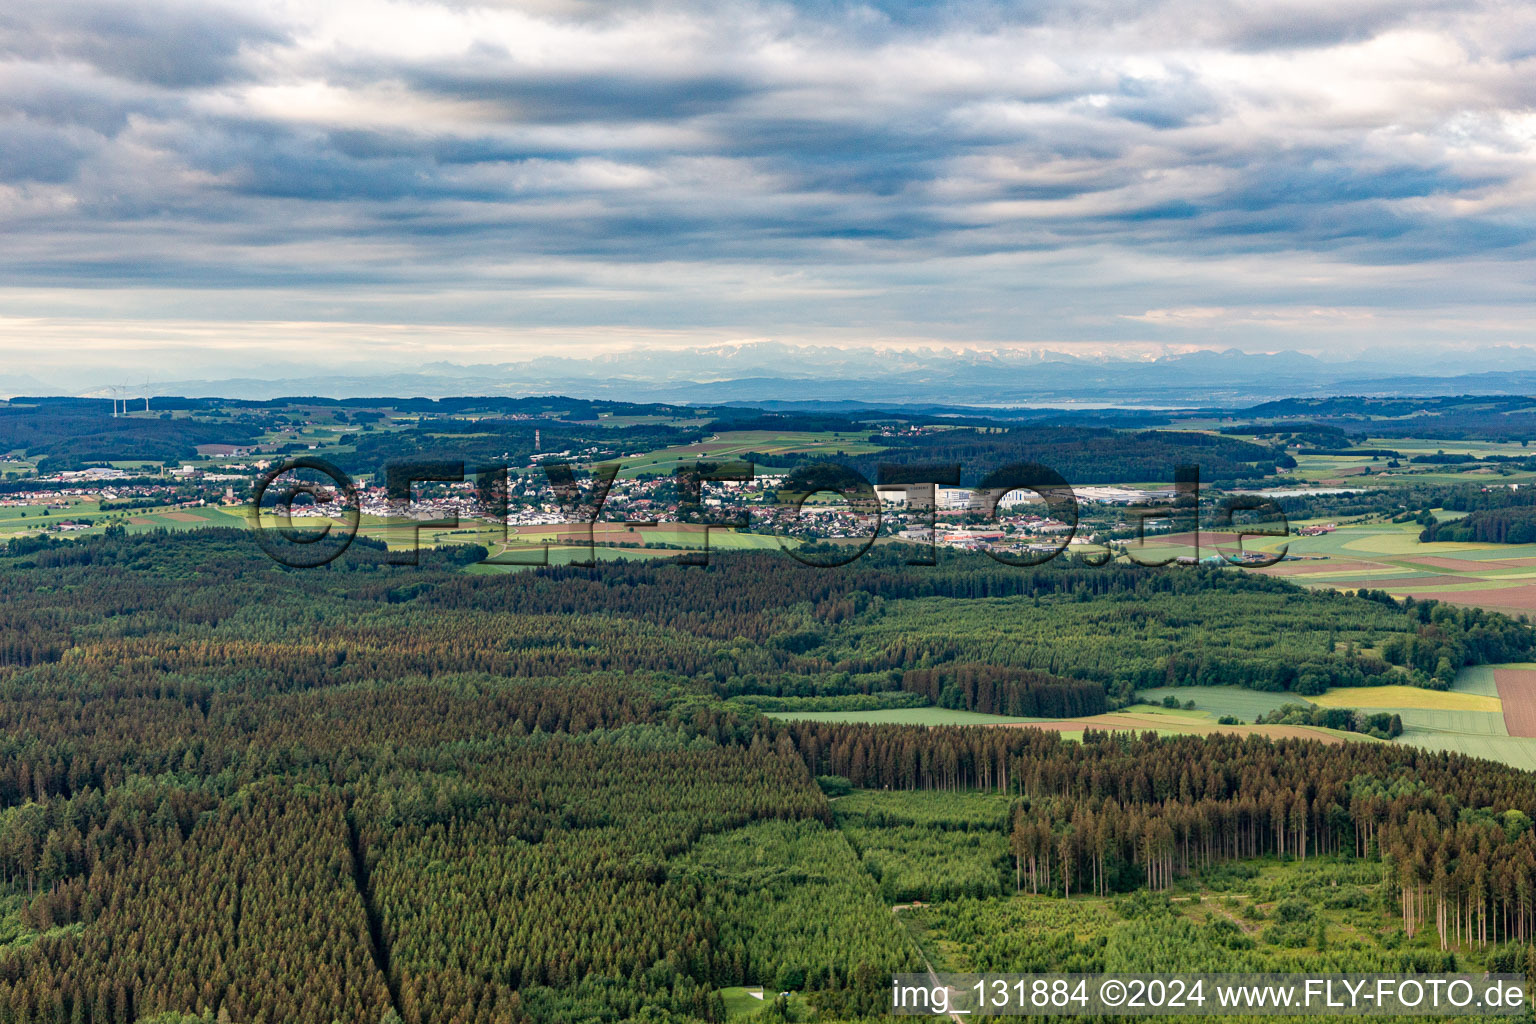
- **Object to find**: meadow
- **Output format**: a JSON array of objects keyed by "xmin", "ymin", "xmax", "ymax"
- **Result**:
[
  {"xmin": 1309, "ymin": 684, "xmax": 1501, "ymax": 711},
  {"xmin": 234, "ymin": 511, "xmax": 802, "ymax": 568},
  {"xmin": 769, "ymin": 666, "xmax": 1536, "ymax": 772},
  {"xmin": 1235, "ymin": 518, "xmax": 1536, "ymax": 617},
  {"xmin": 0, "ymin": 501, "xmax": 248, "ymax": 537},
  {"xmin": 1147, "ymin": 669, "xmax": 1536, "ymax": 769},
  {"xmin": 1135, "ymin": 685, "xmax": 1305, "ymax": 721},
  {"xmin": 765, "ymin": 704, "xmax": 1361, "ymax": 745},
  {"xmin": 766, "ymin": 708, "xmax": 1046, "ymax": 726},
  {"xmin": 1138, "ymin": 670, "xmax": 1536, "ymax": 770}
]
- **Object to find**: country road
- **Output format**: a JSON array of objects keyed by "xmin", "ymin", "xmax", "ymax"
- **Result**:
[{"xmin": 892, "ymin": 903, "xmax": 967, "ymax": 1023}]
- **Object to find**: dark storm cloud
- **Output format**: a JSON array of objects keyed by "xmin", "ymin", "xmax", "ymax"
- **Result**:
[
  {"xmin": 1229, "ymin": 160, "xmax": 1490, "ymax": 210},
  {"xmin": 400, "ymin": 65, "xmax": 753, "ymax": 124},
  {"xmin": 1101, "ymin": 73, "xmax": 1221, "ymax": 130},
  {"xmin": 0, "ymin": 0, "xmax": 285, "ymax": 88},
  {"xmin": 163, "ymin": 117, "xmax": 514, "ymax": 202},
  {"xmin": 323, "ymin": 129, "xmax": 565, "ymax": 166},
  {"xmin": 0, "ymin": 66, "xmax": 155, "ymax": 135},
  {"xmin": 0, "ymin": 116, "xmax": 97, "ymax": 182}
]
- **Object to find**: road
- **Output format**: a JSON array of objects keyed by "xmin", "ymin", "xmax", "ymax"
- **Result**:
[{"xmin": 892, "ymin": 903, "xmax": 968, "ymax": 1023}]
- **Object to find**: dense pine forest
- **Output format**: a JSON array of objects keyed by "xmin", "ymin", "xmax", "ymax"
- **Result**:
[
  {"xmin": 755, "ymin": 425, "xmax": 1283, "ymax": 485},
  {"xmin": 0, "ymin": 528, "xmax": 1535, "ymax": 1022}
]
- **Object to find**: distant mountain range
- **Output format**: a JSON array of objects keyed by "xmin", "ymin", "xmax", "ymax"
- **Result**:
[{"xmin": 25, "ymin": 343, "xmax": 1536, "ymax": 406}]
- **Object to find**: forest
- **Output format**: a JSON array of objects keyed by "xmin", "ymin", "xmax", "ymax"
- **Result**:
[
  {"xmin": 752, "ymin": 425, "xmax": 1284, "ymax": 486},
  {"xmin": 1422, "ymin": 506, "xmax": 1536, "ymax": 544},
  {"xmin": 1243, "ymin": 395, "xmax": 1536, "ymax": 441},
  {"xmin": 0, "ymin": 527, "xmax": 1532, "ymax": 1022},
  {"xmin": 339, "ymin": 417, "xmax": 704, "ymax": 487},
  {"xmin": 0, "ymin": 405, "xmax": 264, "ymax": 473}
]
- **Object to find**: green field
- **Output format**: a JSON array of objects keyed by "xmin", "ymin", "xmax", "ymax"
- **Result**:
[
  {"xmin": 1311, "ymin": 684, "xmax": 1500, "ymax": 711},
  {"xmin": 1457, "ymin": 662, "xmax": 1536, "ymax": 695},
  {"xmin": 0, "ymin": 501, "xmax": 99, "ymax": 530},
  {"xmin": 718, "ymin": 987, "xmax": 810, "ymax": 1021},
  {"xmin": 1390, "ymin": 707, "xmax": 1508, "ymax": 736},
  {"xmin": 501, "ymin": 524, "xmax": 789, "ymax": 550},
  {"xmin": 1134, "ymin": 685, "xmax": 1307, "ymax": 721},
  {"xmin": 250, "ymin": 511, "xmax": 800, "ymax": 566},
  {"xmin": 1321, "ymin": 666, "xmax": 1536, "ymax": 769},
  {"xmin": 1060, "ymin": 516, "xmax": 1536, "ymax": 613},
  {"xmin": 465, "ymin": 545, "xmax": 686, "ymax": 572},
  {"xmin": 123, "ymin": 506, "xmax": 248, "ymax": 532},
  {"xmin": 1272, "ymin": 442, "xmax": 1536, "ymax": 487},
  {"xmin": 1369, "ymin": 437, "xmax": 1536, "ymax": 458},
  {"xmin": 772, "ymin": 670, "xmax": 1536, "ymax": 770},
  {"xmin": 764, "ymin": 702, "xmax": 1360, "ymax": 746},
  {"xmin": 765, "ymin": 707, "xmax": 1047, "ymax": 726},
  {"xmin": 1244, "ymin": 519, "xmax": 1536, "ymax": 616},
  {"xmin": 0, "ymin": 498, "xmax": 257, "ymax": 538},
  {"xmin": 1147, "ymin": 670, "xmax": 1536, "ymax": 770}
]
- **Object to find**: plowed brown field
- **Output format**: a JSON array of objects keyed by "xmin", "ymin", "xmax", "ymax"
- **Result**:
[{"xmin": 1495, "ymin": 669, "xmax": 1536, "ymax": 737}]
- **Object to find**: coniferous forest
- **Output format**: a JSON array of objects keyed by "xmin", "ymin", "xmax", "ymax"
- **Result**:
[
  {"xmin": 9, "ymin": 0, "xmax": 1536, "ymax": 1014},
  {"xmin": 1, "ymin": 528, "xmax": 1536, "ymax": 1022}
]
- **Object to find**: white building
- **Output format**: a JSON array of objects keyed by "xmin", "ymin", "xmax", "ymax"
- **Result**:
[{"xmin": 935, "ymin": 487, "xmax": 979, "ymax": 511}]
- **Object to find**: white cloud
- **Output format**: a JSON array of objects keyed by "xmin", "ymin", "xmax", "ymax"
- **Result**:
[{"xmin": 0, "ymin": 0, "xmax": 1534, "ymax": 384}]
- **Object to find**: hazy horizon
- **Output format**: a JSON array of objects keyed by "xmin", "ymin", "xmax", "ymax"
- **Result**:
[{"xmin": 8, "ymin": 340, "xmax": 1536, "ymax": 406}]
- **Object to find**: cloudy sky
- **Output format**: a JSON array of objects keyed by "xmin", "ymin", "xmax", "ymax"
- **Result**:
[{"xmin": 2, "ymin": 0, "xmax": 1535, "ymax": 385}]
